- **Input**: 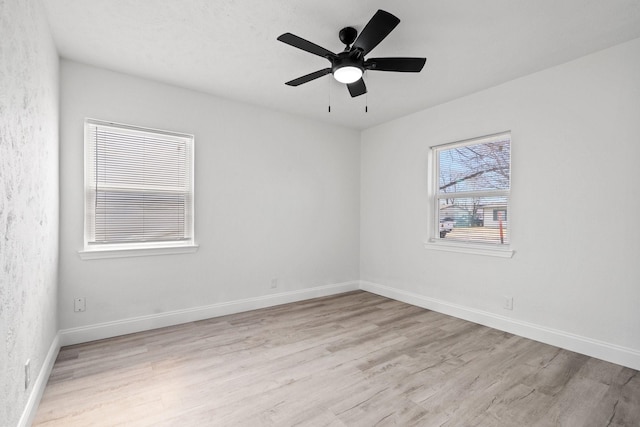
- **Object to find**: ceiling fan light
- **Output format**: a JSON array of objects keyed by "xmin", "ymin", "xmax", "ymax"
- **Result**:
[{"xmin": 333, "ymin": 66, "xmax": 363, "ymax": 84}]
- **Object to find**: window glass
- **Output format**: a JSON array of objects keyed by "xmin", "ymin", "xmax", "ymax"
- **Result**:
[
  {"xmin": 84, "ymin": 119, "xmax": 194, "ymax": 251},
  {"xmin": 433, "ymin": 132, "xmax": 511, "ymax": 246}
]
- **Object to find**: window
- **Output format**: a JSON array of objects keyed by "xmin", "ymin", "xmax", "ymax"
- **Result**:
[
  {"xmin": 81, "ymin": 119, "xmax": 196, "ymax": 259},
  {"xmin": 492, "ymin": 209, "xmax": 507, "ymax": 222},
  {"xmin": 427, "ymin": 131, "xmax": 512, "ymax": 257}
]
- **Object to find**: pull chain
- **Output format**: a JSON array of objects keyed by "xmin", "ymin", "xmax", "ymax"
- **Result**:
[
  {"xmin": 328, "ymin": 76, "xmax": 331, "ymax": 113},
  {"xmin": 364, "ymin": 73, "xmax": 369, "ymax": 113}
]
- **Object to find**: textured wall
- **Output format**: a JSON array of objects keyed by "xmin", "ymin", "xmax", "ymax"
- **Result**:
[{"xmin": 0, "ymin": 0, "xmax": 59, "ymax": 425}]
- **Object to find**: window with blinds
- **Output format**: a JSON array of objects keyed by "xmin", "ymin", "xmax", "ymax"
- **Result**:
[
  {"xmin": 84, "ymin": 119, "xmax": 194, "ymax": 252},
  {"xmin": 431, "ymin": 132, "xmax": 511, "ymax": 247}
]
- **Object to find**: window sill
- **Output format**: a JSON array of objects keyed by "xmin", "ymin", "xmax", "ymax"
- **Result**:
[
  {"xmin": 424, "ymin": 239, "xmax": 514, "ymax": 258},
  {"xmin": 78, "ymin": 244, "xmax": 199, "ymax": 260}
]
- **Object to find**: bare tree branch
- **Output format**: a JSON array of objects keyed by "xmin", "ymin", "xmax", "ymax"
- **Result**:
[{"xmin": 439, "ymin": 167, "xmax": 503, "ymax": 190}]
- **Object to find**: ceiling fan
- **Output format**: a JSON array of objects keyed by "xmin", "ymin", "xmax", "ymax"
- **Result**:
[{"xmin": 277, "ymin": 9, "xmax": 426, "ymax": 98}]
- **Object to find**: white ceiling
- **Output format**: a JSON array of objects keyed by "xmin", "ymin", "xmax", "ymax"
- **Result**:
[{"xmin": 42, "ymin": 0, "xmax": 640, "ymax": 130}]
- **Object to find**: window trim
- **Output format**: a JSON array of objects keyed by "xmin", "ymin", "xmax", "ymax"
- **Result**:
[
  {"xmin": 80, "ymin": 118, "xmax": 197, "ymax": 259},
  {"xmin": 78, "ymin": 243, "xmax": 198, "ymax": 260},
  {"xmin": 424, "ymin": 240, "xmax": 514, "ymax": 258},
  {"xmin": 425, "ymin": 131, "xmax": 514, "ymax": 258}
]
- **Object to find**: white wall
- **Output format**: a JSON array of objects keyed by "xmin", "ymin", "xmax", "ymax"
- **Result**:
[
  {"xmin": 58, "ymin": 61, "xmax": 360, "ymax": 334},
  {"xmin": 361, "ymin": 38, "xmax": 640, "ymax": 367},
  {"xmin": 0, "ymin": 0, "xmax": 59, "ymax": 425}
]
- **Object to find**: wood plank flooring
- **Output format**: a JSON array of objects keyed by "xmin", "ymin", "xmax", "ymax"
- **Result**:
[{"xmin": 33, "ymin": 291, "xmax": 640, "ymax": 426}]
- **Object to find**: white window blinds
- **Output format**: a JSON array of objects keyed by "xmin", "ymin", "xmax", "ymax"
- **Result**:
[{"xmin": 84, "ymin": 119, "xmax": 194, "ymax": 248}]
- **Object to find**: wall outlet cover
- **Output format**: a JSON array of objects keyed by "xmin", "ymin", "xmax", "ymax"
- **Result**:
[
  {"xmin": 504, "ymin": 296, "xmax": 514, "ymax": 310},
  {"xmin": 74, "ymin": 297, "xmax": 86, "ymax": 312}
]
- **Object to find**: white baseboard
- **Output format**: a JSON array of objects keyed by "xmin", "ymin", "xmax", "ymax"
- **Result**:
[
  {"xmin": 360, "ymin": 280, "xmax": 640, "ymax": 371},
  {"xmin": 59, "ymin": 281, "xmax": 360, "ymax": 346},
  {"xmin": 18, "ymin": 332, "xmax": 60, "ymax": 427},
  {"xmin": 52, "ymin": 278, "xmax": 640, "ymax": 372}
]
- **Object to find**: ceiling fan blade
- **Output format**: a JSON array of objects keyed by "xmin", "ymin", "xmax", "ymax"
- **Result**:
[
  {"xmin": 365, "ymin": 57, "xmax": 426, "ymax": 72},
  {"xmin": 277, "ymin": 33, "xmax": 337, "ymax": 60},
  {"xmin": 285, "ymin": 68, "xmax": 332, "ymax": 86},
  {"xmin": 347, "ymin": 78, "xmax": 367, "ymax": 97},
  {"xmin": 351, "ymin": 10, "xmax": 400, "ymax": 56}
]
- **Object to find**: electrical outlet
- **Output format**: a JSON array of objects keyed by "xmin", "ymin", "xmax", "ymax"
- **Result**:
[
  {"xmin": 270, "ymin": 278, "xmax": 278, "ymax": 289},
  {"xmin": 503, "ymin": 296, "xmax": 514, "ymax": 311},
  {"xmin": 25, "ymin": 359, "xmax": 30, "ymax": 390},
  {"xmin": 74, "ymin": 297, "xmax": 86, "ymax": 312}
]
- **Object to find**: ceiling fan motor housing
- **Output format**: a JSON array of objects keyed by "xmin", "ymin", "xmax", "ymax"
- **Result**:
[{"xmin": 331, "ymin": 51, "xmax": 363, "ymax": 74}]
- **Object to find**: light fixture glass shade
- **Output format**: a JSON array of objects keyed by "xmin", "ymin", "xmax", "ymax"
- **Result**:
[{"xmin": 333, "ymin": 66, "xmax": 363, "ymax": 84}]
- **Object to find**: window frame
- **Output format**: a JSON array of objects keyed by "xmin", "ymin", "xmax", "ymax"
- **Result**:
[
  {"xmin": 79, "ymin": 118, "xmax": 198, "ymax": 260},
  {"xmin": 425, "ymin": 131, "xmax": 514, "ymax": 258}
]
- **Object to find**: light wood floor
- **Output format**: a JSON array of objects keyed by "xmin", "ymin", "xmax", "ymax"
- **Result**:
[{"xmin": 34, "ymin": 291, "xmax": 639, "ymax": 426}]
